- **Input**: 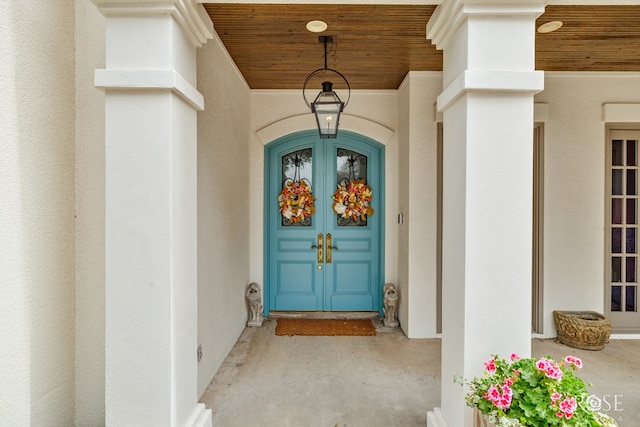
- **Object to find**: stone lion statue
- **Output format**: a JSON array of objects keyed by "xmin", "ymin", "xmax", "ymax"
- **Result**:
[
  {"xmin": 245, "ymin": 282, "xmax": 264, "ymax": 327},
  {"xmin": 382, "ymin": 283, "xmax": 399, "ymax": 328}
]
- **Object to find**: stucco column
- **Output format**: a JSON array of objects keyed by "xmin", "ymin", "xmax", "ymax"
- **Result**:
[
  {"xmin": 91, "ymin": 1, "xmax": 213, "ymax": 426},
  {"xmin": 426, "ymin": 1, "xmax": 545, "ymax": 426}
]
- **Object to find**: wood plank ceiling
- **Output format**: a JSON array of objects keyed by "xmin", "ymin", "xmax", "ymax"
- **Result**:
[{"xmin": 203, "ymin": 4, "xmax": 640, "ymax": 90}]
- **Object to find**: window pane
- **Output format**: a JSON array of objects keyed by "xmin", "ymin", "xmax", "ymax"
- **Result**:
[
  {"xmin": 337, "ymin": 148, "xmax": 367, "ymax": 184},
  {"xmin": 627, "ymin": 257, "xmax": 637, "ymax": 282},
  {"xmin": 612, "ymin": 198, "xmax": 623, "ymax": 224},
  {"xmin": 612, "ymin": 257, "xmax": 622, "ymax": 282},
  {"xmin": 612, "ymin": 140, "xmax": 623, "ymax": 166},
  {"xmin": 336, "ymin": 147, "xmax": 369, "ymax": 227},
  {"xmin": 627, "ymin": 199, "xmax": 637, "ymax": 224},
  {"xmin": 628, "ymin": 170, "xmax": 637, "ymax": 195},
  {"xmin": 282, "ymin": 148, "xmax": 312, "ymax": 184},
  {"xmin": 612, "ymin": 227, "xmax": 622, "ymax": 253},
  {"xmin": 626, "ymin": 286, "xmax": 637, "ymax": 312},
  {"xmin": 611, "ymin": 286, "xmax": 622, "ymax": 311},
  {"xmin": 281, "ymin": 148, "xmax": 313, "ymax": 227},
  {"xmin": 628, "ymin": 140, "xmax": 638, "ymax": 166},
  {"xmin": 612, "ymin": 170, "xmax": 623, "ymax": 195},
  {"xmin": 627, "ymin": 228, "xmax": 637, "ymax": 253}
]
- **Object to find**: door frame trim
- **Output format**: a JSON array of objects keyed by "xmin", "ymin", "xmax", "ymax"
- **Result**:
[
  {"xmin": 532, "ymin": 123, "xmax": 545, "ymax": 334},
  {"xmin": 605, "ymin": 127, "xmax": 640, "ymax": 333},
  {"xmin": 256, "ymin": 114, "xmax": 394, "ymax": 146},
  {"xmin": 263, "ymin": 130, "xmax": 386, "ymax": 315}
]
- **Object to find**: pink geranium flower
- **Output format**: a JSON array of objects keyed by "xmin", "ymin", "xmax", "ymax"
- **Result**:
[
  {"xmin": 484, "ymin": 358, "xmax": 497, "ymax": 373},
  {"xmin": 484, "ymin": 383, "xmax": 513, "ymax": 410},
  {"xmin": 546, "ymin": 366, "xmax": 563, "ymax": 380},
  {"xmin": 535, "ymin": 357, "xmax": 549, "ymax": 371},
  {"xmin": 564, "ymin": 355, "xmax": 583, "ymax": 369},
  {"xmin": 496, "ymin": 396, "xmax": 511, "ymax": 410},
  {"xmin": 537, "ymin": 357, "xmax": 563, "ymax": 380},
  {"xmin": 555, "ymin": 397, "xmax": 578, "ymax": 420},
  {"xmin": 487, "ymin": 385, "xmax": 500, "ymax": 400},
  {"xmin": 560, "ymin": 397, "xmax": 577, "ymax": 414}
]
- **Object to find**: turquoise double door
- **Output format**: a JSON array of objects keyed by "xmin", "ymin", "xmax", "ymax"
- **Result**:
[{"xmin": 266, "ymin": 130, "xmax": 384, "ymax": 312}]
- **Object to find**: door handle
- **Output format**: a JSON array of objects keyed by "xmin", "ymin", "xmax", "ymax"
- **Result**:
[
  {"xmin": 311, "ymin": 233, "xmax": 323, "ymax": 263},
  {"xmin": 326, "ymin": 233, "xmax": 338, "ymax": 263}
]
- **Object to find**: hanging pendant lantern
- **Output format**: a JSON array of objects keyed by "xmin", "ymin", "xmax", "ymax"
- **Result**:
[
  {"xmin": 311, "ymin": 81, "xmax": 343, "ymax": 138},
  {"xmin": 303, "ymin": 36, "xmax": 350, "ymax": 139}
]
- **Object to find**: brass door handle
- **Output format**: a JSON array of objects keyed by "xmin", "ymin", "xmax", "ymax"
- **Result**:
[
  {"xmin": 311, "ymin": 233, "xmax": 323, "ymax": 263},
  {"xmin": 326, "ymin": 233, "xmax": 338, "ymax": 263}
]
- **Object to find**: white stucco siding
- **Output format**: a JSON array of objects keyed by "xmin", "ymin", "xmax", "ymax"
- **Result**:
[
  {"xmin": 74, "ymin": 1, "xmax": 106, "ymax": 424},
  {"xmin": 536, "ymin": 72, "xmax": 640, "ymax": 336},
  {"xmin": 0, "ymin": 1, "xmax": 76, "ymax": 424},
  {"xmin": 397, "ymin": 77, "xmax": 412, "ymax": 334},
  {"xmin": 408, "ymin": 73, "xmax": 442, "ymax": 338},
  {"xmin": 197, "ymin": 33, "xmax": 252, "ymax": 398},
  {"xmin": 397, "ymin": 72, "xmax": 443, "ymax": 338}
]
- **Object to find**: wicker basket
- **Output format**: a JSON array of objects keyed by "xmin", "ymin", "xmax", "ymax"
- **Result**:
[{"xmin": 553, "ymin": 311, "xmax": 611, "ymax": 351}]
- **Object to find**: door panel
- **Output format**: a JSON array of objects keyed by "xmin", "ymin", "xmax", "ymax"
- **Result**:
[
  {"xmin": 275, "ymin": 260, "xmax": 318, "ymax": 309},
  {"xmin": 330, "ymin": 260, "xmax": 374, "ymax": 311},
  {"xmin": 266, "ymin": 130, "xmax": 383, "ymax": 312},
  {"xmin": 269, "ymin": 137, "xmax": 324, "ymax": 311}
]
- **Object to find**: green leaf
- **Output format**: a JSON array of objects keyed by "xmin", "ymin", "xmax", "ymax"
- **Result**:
[{"xmin": 520, "ymin": 369, "xmax": 539, "ymax": 387}]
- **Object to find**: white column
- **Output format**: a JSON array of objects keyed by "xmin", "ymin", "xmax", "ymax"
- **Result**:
[
  {"xmin": 91, "ymin": 1, "xmax": 213, "ymax": 426},
  {"xmin": 426, "ymin": 1, "xmax": 545, "ymax": 426}
]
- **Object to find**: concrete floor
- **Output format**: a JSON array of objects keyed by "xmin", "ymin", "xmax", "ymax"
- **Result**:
[{"xmin": 200, "ymin": 316, "xmax": 639, "ymax": 427}]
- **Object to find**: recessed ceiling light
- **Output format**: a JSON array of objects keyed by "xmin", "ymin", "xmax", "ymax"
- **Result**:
[
  {"xmin": 537, "ymin": 21, "xmax": 563, "ymax": 34},
  {"xmin": 306, "ymin": 20, "xmax": 328, "ymax": 33}
]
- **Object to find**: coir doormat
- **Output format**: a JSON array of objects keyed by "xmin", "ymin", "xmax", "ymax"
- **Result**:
[{"xmin": 275, "ymin": 318, "xmax": 376, "ymax": 336}]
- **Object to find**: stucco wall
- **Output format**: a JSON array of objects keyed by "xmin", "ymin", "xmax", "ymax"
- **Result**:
[
  {"xmin": 74, "ymin": 1, "xmax": 106, "ymax": 424},
  {"xmin": 397, "ymin": 76, "xmax": 412, "ymax": 334},
  {"xmin": 536, "ymin": 72, "xmax": 640, "ymax": 336},
  {"xmin": 0, "ymin": 1, "xmax": 76, "ymax": 424},
  {"xmin": 397, "ymin": 72, "xmax": 442, "ymax": 338},
  {"xmin": 197, "ymin": 34, "xmax": 252, "ymax": 397}
]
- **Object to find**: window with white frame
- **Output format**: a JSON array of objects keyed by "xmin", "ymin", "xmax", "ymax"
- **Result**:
[{"xmin": 609, "ymin": 133, "xmax": 638, "ymax": 315}]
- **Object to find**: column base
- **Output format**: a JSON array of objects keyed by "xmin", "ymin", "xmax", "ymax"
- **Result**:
[
  {"xmin": 187, "ymin": 403, "xmax": 212, "ymax": 427},
  {"xmin": 427, "ymin": 407, "xmax": 450, "ymax": 427}
]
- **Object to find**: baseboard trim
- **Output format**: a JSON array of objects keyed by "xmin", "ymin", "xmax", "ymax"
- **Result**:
[
  {"xmin": 186, "ymin": 403, "xmax": 212, "ymax": 427},
  {"xmin": 427, "ymin": 407, "xmax": 450, "ymax": 427}
]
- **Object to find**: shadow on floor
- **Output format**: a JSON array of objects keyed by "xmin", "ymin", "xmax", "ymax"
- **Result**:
[{"xmin": 200, "ymin": 317, "xmax": 638, "ymax": 427}]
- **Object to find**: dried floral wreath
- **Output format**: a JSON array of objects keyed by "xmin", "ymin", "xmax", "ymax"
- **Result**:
[
  {"xmin": 331, "ymin": 179, "xmax": 374, "ymax": 220},
  {"xmin": 278, "ymin": 180, "xmax": 316, "ymax": 224}
]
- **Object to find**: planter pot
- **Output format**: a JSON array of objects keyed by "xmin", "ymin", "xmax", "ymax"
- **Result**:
[
  {"xmin": 553, "ymin": 310, "xmax": 612, "ymax": 351},
  {"xmin": 474, "ymin": 407, "xmax": 617, "ymax": 427},
  {"xmin": 475, "ymin": 410, "xmax": 492, "ymax": 427},
  {"xmin": 474, "ymin": 409, "xmax": 524, "ymax": 427}
]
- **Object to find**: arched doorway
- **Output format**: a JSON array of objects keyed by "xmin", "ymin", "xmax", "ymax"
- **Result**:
[{"xmin": 264, "ymin": 130, "xmax": 385, "ymax": 313}]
